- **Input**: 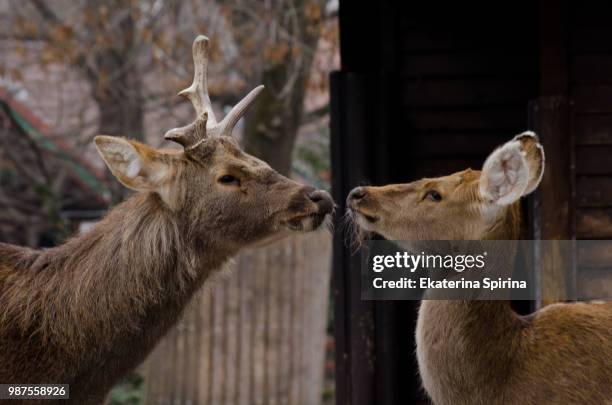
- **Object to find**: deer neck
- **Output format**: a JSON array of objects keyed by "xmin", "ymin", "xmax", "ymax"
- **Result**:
[
  {"xmin": 417, "ymin": 273, "xmax": 524, "ymax": 401},
  {"xmin": 9, "ymin": 192, "xmax": 233, "ymax": 382},
  {"xmin": 416, "ymin": 203, "xmax": 525, "ymax": 401},
  {"xmin": 417, "ymin": 299, "xmax": 523, "ymax": 399},
  {"xmin": 418, "ymin": 242, "xmax": 522, "ymax": 337}
]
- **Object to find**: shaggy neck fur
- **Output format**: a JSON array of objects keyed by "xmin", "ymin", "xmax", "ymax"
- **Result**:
[{"xmin": 0, "ymin": 192, "xmax": 233, "ymax": 402}]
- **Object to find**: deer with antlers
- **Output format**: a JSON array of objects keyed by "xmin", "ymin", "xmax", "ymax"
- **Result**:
[
  {"xmin": 0, "ymin": 35, "xmax": 333, "ymax": 404},
  {"xmin": 347, "ymin": 133, "xmax": 612, "ymax": 404}
]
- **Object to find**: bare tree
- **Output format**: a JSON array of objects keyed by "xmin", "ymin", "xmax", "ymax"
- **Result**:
[
  {"xmin": 1, "ymin": 0, "xmax": 333, "ymax": 177},
  {"xmin": 2, "ymin": 0, "xmax": 191, "ymax": 200},
  {"xmin": 223, "ymin": 0, "xmax": 328, "ymax": 175}
]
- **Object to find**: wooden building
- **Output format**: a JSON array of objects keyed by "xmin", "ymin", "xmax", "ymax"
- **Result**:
[{"xmin": 330, "ymin": 1, "xmax": 612, "ymax": 404}]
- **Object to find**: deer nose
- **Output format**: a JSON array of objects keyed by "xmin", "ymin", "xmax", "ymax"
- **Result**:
[
  {"xmin": 348, "ymin": 187, "xmax": 367, "ymax": 202},
  {"xmin": 308, "ymin": 190, "xmax": 334, "ymax": 214}
]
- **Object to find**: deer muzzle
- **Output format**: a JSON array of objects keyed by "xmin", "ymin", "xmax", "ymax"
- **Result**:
[{"xmin": 285, "ymin": 188, "xmax": 334, "ymax": 232}]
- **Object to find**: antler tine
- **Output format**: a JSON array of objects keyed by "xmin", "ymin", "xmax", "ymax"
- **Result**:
[
  {"xmin": 164, "ymin": 112, "xmax": 208, "ymax": 149},
  {"xmin": 178, "ymin": 35, "xmax": 218, "ymax": 126},
  {"xmin": 165, "ymin": 35, "xmax": 264, "ymax": 149},
  {"xmin": 217, "ymin": 85, "xmax": 265, "ymax": 136}
]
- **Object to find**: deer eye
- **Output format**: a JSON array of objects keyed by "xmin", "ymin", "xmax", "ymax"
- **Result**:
[
  {"xmin": 218, "ymin": 175, "xmax": 240, "ymax": 186},
  {"xmin": 425, "ymin": 190, "xmax": 442, "ymax": 202}
]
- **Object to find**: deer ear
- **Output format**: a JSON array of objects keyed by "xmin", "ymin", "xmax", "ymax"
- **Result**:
[
  {"xmin": 479, "ymin": 131, "xmax": 545, "ymax": 205},
  {"xmin": 94, "ymin": 136, "xmax": 173, "ymax": 193},
  {"xmin": 512, "ymin": 131, "xmax": 545, "ymax": 194}
]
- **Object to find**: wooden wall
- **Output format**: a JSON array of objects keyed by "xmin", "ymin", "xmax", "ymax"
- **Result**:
[
  {"xmin": 333, "ymin": 2, "xmax": 544, "ymax": 404},
  {"xmin": 571, "ymin": 2, "xmax": 612, "ymax": 239},
  {"xmin": 570, "ymin": 2, "xmax": 612, "ymax": 297},
  {"xmin": 390, "ymin": 1, "xmax": 612, "ymax": 299},
  {"xmin": 333, "ymin": 1, "xmax": 612, "ymax": 404},
  {"xmin": 392, "ymin": 2, "xmax": 539, "ymax": 181}
]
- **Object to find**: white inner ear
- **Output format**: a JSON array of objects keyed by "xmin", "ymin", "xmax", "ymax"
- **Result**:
[
  {"xmin": 98, "ymin": 140, "xmax": 142, "ymax": 178},
  {"xmin": 125, "ymin": 155, "xmax": 142, "ymax": 179},
  {"xmin": 479, "ymin": 141, "xmax": 530, "ymax": 205},
  {"xmin": 96, "ymin": 137, "xmax": 159, "ymax": 192}
]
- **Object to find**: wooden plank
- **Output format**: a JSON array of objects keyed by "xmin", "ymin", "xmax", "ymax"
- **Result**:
[
  {"xmin": 574, "ymin": 114, "xmax": 612, "ymax": 145},
  {"xmin": 398, "ymin": 3, "xmax": 535, "ymax": 49},
  {"xmin": 532, "ymin": 97, "xmax": 573, "ymax": 304},
  {"xmin": 577, "ymin": 208, "xmax": 612, "ymax": 238},
  {"xmin": 571, "ymin": 27, "xmax": 612, "ymax": 53},
  {"xmin": 407, "ymin": 133, "xmax": 507, "ymax": 158},
  {"xmin": 532, "ymin": 99, "xmax": 571, "ymax": 241},
  {"xmin": 399, "ymin": 31, "xmax": 533, "ymax": 53},
  {"xmin": 402, "ymin": 79, "xmax": 535, "ymax": 107},
  {"xmin": 571, "ymin": 54, "xmax": 612, "ymax": 85},
  {"xmin": 399, "ymin": 30, "xmax": 478, "ymax": 52},
  {"xmin": 577, "ymin": 268, "xmax": 612, "ymax": 300},
  {"xmin": 573, "ymin": 85, "xmax": 612, "ymax": 114},
  {"xmin": 400, "ymin": 52, "xmax": 535, "ymax": 78},
  {"xmin": 573, "ymin": 85, "xmax": 612, "ymax": 113},
  {"xmin": 578, "ymin": 242, "xmax": 612, "ymax": 268},
  {"xmin": 539, "ymin": 1, "xmax": 569, "ymax": 96},
  {"xmin": 406, "ymin": 108, "xmax": 526, "ymax": 132},
  {"xmin": 576, "ymin": 176, "xmax": 612, "ymax": 207},
  {"xmin": 536, "ymin": 0, "xmax": 573, "ymax": 305},
  {"xmin": 402, "ymin": 157, "xmax": 486, "ymax": 180},
  {"xmin": 576, "ymin": 146, "xmax": 612, "ymax": 175},
  {"xmin": 571, "ymin": 2, "xmax": 612, "ymax": 28},
  {"xmin": 329, "ymin": 72, "xmax": 376, "ymax": 405}
]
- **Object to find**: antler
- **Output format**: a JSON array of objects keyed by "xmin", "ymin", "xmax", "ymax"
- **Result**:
[{"xmin": 165, "ymin": 35, "xmax": 264, "ymax": 149}]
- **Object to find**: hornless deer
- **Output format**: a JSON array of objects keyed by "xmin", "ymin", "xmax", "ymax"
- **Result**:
[
  {"xmin": 0, "ymin": 36, "xmax": 333, "ymax": 404},
  {"xmin": 347, "ymin": 132, "xmax": 612, "ymax": 404}
]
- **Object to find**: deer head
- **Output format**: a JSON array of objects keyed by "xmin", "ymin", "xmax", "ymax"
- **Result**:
[
  {"xmin": 347, "ymin": 132, "xmax": 544, "ymax": 240},
  {"xmin": 94, "ymin": 35, "xmax": 333, "ymax": 250}
]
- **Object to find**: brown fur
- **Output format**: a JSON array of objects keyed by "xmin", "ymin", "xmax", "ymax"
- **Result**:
[
  {"xmin": 348, "ymin": 133, "xmax": 612, "ymax": 404},
  {"xmin": 0, "ymin": 136, "xmax": 333, "ymax": 404}
]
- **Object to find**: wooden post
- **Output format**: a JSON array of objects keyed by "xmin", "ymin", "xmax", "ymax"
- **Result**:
[
  {"xmin": 534, "ymin": 0, "xmax": 575, "ymax": 305},
  {"xmin": 330, "ymin": 71, "xmax": 377, "ymax": 405},
  {"xmin": 330, "ymin": 1, "xmax": 430, "ymax": 403}
]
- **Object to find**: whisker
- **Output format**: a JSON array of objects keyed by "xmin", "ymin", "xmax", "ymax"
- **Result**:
[
  {"xmin": 339, "ymin": 209, "xmax": 368, "ymax": 254},
  {"xmin": 324, "ymin": 214, "xmax": 335, "ymax": 234}
]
